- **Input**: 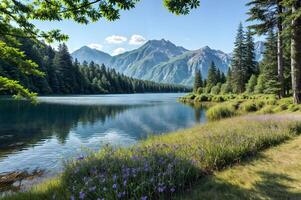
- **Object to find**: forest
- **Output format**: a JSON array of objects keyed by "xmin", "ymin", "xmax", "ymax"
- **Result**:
[
  {"xmin": 0, "ymin": 39, "xmax": 189, "ymax": 96},
  {"xmin": 193, "ymin": 0, "xmax": 301, "ymax": 103}
]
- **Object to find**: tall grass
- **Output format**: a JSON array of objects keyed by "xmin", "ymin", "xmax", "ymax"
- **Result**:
[
  {"xmin": 206, "ymin": 104, "xmax": 236, "ymax": 120},
  {"xmin": 4, "ymin": 115, "xmax": 301, "ymax": 200},
  {"xmin": 199, "ymin": 94, "xmax": 301, "ymax": 121}
]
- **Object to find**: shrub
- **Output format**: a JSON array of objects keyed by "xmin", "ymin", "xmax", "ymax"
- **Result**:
[
  {"xmin": 240, "ymin": 101, "xmax": 257, "ymax": 112},
  {"xmin": 254, "ymin": 100, "xmax": 265, "ymax": 110},
  {"xmin": 199, "ymin": 94, "xmax": 209, "ymax": 101},
  {"xmin": 274, "ymin": 104, "xmax": 288, "ymax": 112},
  {"xmin": 212, "ymin": 95, "xmax": 225, "ymax": 102},
  {"xmin": 288, "ymin": 104, "xmax": 299, "ymax": 112},
  {"xmin": 260, "ymin": 105, "xmax": 274, "ymax": 114},
  {"xmin": 196, "ymin": 87, "xmax": 204, "ymax": 95},
  {"xmin": 211, "ymin": 85, "xmax": 221, "ymax": 95},
  {"xmin": 185, "ymin": 94, "xmax": 196, "ymax": 100},
  {"xmin": 206, "ymin": 104, "xmax": 236, "ymax": 120}
]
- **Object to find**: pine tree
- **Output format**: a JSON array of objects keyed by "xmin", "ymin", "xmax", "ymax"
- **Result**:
[
  {"xmin": 245, "ymin": 29, "xmax": 258, "ymax": 79},
  {"xmin": 246, "ymin": 74, "xmax": 257, "ymax": 93},
  {"xmin": 207, "ymin": 61, "xmax": 218, "ymax": 87},
  {"xmin": 247, "ymin": 0, "xmax": 285, "ymax": 97},
  {"xmin": 194, "ymin": 69, "xmax": 203, "ymax": 92},
  {"xmin": 260, "ymin": 30, "xmax": 280, "ymax": 95},
  {"xmin": 231, "ymin": 23, "xmax": 247, "ymax": 93}
]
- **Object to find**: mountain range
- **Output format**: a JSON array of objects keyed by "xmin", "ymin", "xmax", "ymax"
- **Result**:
[{"xmin": 71, "ymin": 39, "xmax": 264, "ymax": 86}]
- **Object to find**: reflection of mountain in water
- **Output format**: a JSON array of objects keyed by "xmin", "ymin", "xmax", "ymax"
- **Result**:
[
  {"xmin": 74, "ymin": 103, "xmax": 206, "ymax": 140},
  {"xmin": 0, "ymin": 100, "xmax": 132, "ymax": 156}
]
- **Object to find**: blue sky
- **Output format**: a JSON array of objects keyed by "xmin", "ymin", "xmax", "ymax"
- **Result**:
[{"xmin": 35, "ymin": 0, "xmax": 256, "ymax": 55}]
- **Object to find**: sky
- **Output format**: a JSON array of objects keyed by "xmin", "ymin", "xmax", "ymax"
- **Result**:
[{"xmin": 34, "ymin": 0, "xmax": 257, "ymax": 55}]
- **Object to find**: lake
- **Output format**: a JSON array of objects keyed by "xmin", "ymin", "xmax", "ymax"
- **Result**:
[{"xmin": 0, "ymin": 93, "xmax": 206, "ymax": 178}]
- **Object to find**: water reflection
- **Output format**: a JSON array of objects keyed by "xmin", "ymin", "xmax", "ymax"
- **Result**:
[{"xmin": 0, "ymin": 93, "xmax": 206, "ymax": 175}]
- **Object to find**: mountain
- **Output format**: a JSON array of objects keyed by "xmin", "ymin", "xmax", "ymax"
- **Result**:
[
  {"xmin": 109, "ymin": 39, "xmax": 188, "ymax": 78},
  {"xmin": 142, "ymin": 46, "xmax": 231, "ymax": 85},
  {"xmin": 254, "ymin": 41, "xmax": 265, "ymax": 61},
  {"xmin": 71, "ymin": 46, "xmax": 112, "ymax": 65},
  {"xmin": 72, "ymin": 39, "xmax": 264, "ymax": 86}
]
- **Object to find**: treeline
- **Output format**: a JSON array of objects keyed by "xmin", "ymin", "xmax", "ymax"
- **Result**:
[
  {"xmin": 194, "ymin": 0, "xmax": 301, "ymax": 104},
  {"xmin": 0, "ymin": 40, "xmax": 189, "ymax": 95},
  {"xmin": 193, "ymin": 22, "xmax": 292, "ymax": 98}
]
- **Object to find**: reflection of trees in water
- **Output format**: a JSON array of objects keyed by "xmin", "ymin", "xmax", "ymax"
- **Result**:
[{"xmin": 0, "ymin": 100, "xmax": 132, "ymax": 155}]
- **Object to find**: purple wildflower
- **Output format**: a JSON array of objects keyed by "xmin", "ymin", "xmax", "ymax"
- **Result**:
[
  {"xmin": 158, "ymin": 187, "xmax": 164, "ymax": 193},
  {"xmin": 112, "ymin": 183, "xmax": 117, "ymax": 190},
  {"xmin": 70, "ymin": 195, "xmax": 75, "ymax": 200},
  {"xmin": 79, "ymin": 191, "xmax": 85, "ymax": 199},
  {"xmin": 141, "ymin": 196, "xmax": 148, "ymax": 200},
  {"xmin": 170, "ymin": 187, "xmax": 176, "ymax": 193},
  {"xmin": 123, "ymin": 180, "xmax": 127, "ymax": 186}
]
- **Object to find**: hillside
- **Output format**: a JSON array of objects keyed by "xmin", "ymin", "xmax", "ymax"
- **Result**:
[{"xmin": 72, "ymin": 40, "xmax": 264, "ymax": 85}]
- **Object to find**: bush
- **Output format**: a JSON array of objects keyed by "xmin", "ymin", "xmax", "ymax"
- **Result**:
[
  {"xmin": 240, "ymin": 101, "xmax": 257, "ymax": 112},
  {"xmin": 211, "ymin": 85, "xmax": 221, "ymax": 95},
  {"xmin": 206, "ymin": 104, "xmax": 236, "ymax": 120},
  {"xmin": 212, "ymin": 95, "xmax": 225, "ymax": 102},
  {"xmin": 288, "ymin": 104, "xmax": 300, "ymax": 112},
  {"xmin": 274, "ymin": 104, "xmax": 288, "ymax": 112},
  {"xmin": 196, "ymin": 87, "xmax": 204, "ymax": 95},
  {"xmin": 260, "ymin": 105, "xmax": 274, "ymax": 114}
]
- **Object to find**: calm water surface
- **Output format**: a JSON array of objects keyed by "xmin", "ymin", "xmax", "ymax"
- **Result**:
[{"xmin": 0, "ymin": 93, "xmax": 206, "ymax": 177}]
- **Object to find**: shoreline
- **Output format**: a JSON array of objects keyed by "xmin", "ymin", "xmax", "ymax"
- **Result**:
[{"xmin": 3, "ymin": 112, "xmax": 301, "ymax": 199}]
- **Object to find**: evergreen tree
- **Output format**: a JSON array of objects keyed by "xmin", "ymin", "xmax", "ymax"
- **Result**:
[
  {"xmin": 246, "ymin": 74, "xmax": 257, "ymax": 93},
  {"xmin": 260, "ymin": 30, "xmax": 280, "ymax": 95},
  {"xmin": 247, "ymin": 0, "xmax": 285, "ymax": 97},
  {"xmin": 231, "ymin": 23, "xmax": 247, "ymax": 93},
  {"xmin": 207, "ymin": 61, "xmax": 218, "ymax": 87},
  {"xmin": 194, "ymin": 69, "xmax": 203, "ymax": 92},
  {"xmin": 245, "ymin": 30, "xmax": 258, "ymax": 78},
  {"xmin": 220, "ymin": 72, "xmax": 227, "ymax": 84}
]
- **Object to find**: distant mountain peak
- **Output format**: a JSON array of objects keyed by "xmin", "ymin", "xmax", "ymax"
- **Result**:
[
  {"xmin": 71, "ymin": 39, "xmax": 265, "ymax": 86},
  {"xmin": 201, "ymin": 46, "xmax": 211, "ymax": 51},
  {"xmin": 71, "ymin": 46, "xmax": 112, "ymax": 65}
]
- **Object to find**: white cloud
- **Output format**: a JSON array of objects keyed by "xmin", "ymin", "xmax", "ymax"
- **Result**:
[
  {"xmin": 129, "ymin": 34, "xmax": 146, "ymax": 45},
  {"xmin": 112, "ymin": 48, "xmax": 126, "ymax": 56},
  {"xmin": 87, "ymin": 43, "xmax": 103, "ymax": 50},
  {"xmin": 105, "ymin": 35, "xmax": 127, "ymax": 44}
]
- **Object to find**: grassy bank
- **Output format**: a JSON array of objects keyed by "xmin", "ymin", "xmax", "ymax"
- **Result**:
[
  {"xmin": 3, "ymin": 114, "xmax": 301, "ymax": 200},
  {"xmin": 177, "ymin": 134, "xmax": 301, "ymax": 200},
  {"xmin": 179, "ymin": 93, "xmax": 301, "ymax": 120}
]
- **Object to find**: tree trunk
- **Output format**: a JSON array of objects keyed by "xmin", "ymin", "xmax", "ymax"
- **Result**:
[
  {"xmin": 291, "ymin": 0, "xmax": 301, "ymax": 104},
  {"xmin": 277, "ymin": 4, "xmax": 284, "ymax": 98}
]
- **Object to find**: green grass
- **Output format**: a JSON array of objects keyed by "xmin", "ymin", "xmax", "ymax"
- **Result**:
[
  {"xmin": 206, "ymin": 104, "xmax": 236, "ymax": 120},
  {"xmin": 177, "ymin": 134, "xmax": 301, "ymax": 200},
  {"xmin": 3, "ymin": 114, "xmax": 301, "ymax": 200},
  {"xmin": 183, "ymin": 94, "xmax": 301, "ymax": 121}
]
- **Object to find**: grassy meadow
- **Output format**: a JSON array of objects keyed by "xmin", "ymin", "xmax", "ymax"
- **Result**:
[{"xmin": 3, "ymin": 114, "xmax": 301, "ymax": 200}]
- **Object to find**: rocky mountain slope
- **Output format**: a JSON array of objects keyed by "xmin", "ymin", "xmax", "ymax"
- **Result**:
[{"xmin": 71, "ymin": 39, "xmax": 264, "ymax": 85}]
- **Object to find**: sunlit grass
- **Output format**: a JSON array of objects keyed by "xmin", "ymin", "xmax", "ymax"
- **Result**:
[
  {"xmin": 3, "ymin": 114, "xmax": 301, "ymax": 200},
  {"xmin": 181, "ymin": 93, "xmax": 301, "ymax": 120},
  {"xmin": 177, "ymin": 135, "xmax": 301, "ymax": 200}
]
